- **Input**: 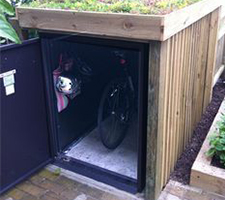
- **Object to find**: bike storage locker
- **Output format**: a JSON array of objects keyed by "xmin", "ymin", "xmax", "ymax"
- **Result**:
[{"xmin": 0, "ymin": 33, "xmax": 148, "ymax": 194}]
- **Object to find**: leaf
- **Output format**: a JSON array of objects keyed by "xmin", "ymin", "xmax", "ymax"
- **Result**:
[
  {"xmin": 219, "ymin": 126, "xmax": 225, "ymax": 133},
  {"xmin": 0, "ymin": 0, "xmax": 14, "ymax": 15},
  {"xmin": 0, "ymin": 14, "xmax": 21, "ymax": 44},
  {"xmin": 216, "ymin": 144, "xmax": 224, "ymax": 151},
  {"xmin": 217, "ymin": 121, "xmax": 224, "ymax": 127},
  {"xmin": 0, "ymin": 38, "xmax": 6, "ymax": 43},
  {"xmin": 220, "ymin": 139, "xmax": 225, "ymax": 144},
  {"xmin": 206, "ymin": 148, "xmax": 216, "ymax": 157},
  {"xmin": 210, "ymin": 139, "xmax": 218, "ymax": 146},
  {"xmin": 220, "ymin": 153, "xmax": 225, "ymax": 161}
]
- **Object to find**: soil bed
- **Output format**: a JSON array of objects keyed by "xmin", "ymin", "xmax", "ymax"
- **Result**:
[
  {"xmin": 170, "ymin": 78, "xmax": 225, "ymax": 185},
  {"xmin": 211, "ymin": 156, "xmax": 225, "ymax": 169}
]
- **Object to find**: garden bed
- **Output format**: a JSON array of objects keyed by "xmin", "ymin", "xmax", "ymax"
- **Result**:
[
  {"xmin": 170, "ymin": 80, "xmax": 225, "ymax": 185},
  {"xmin": 16, "ymin": 0, "xmax": 221, "ymax": 41},
  {"xmin": 190, "ymin": 90, "xmax": 225, "ymax": 196}
]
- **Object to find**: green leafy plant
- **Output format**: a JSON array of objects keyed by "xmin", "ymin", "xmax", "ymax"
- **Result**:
[
  {"xmin": 24, "ymin": 0, "xmax": 202, "ymax": 15},
  {"xmin": 206, "ymin": 114, "xmax": 225, "ymax": 167},
  {"xmin": 0, "ymin": 0, "xmax": 21, "ymax": 44}
]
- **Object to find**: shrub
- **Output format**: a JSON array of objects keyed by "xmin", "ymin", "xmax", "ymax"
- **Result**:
[
  {"xmin": 206, "ymin": 114, "xmax": 225, "ymax": 167},
  {"xmin": 0, "ymin": 0, "xmax": 21, "ymax": 44}
]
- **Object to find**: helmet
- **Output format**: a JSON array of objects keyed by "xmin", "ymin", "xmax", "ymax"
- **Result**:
[{"xmin": 56, "ymin": 74, "xmax": 81, "ymax": 96}]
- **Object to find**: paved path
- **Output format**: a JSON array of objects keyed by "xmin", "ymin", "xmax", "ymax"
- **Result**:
[
  {"xmin": 0, "ymin": 168, "xmax": 142, "ymax": 200},
  {"xmin": 158, "ymin": 180, "xmax": 225, "ymax": 200},
  {"xmin": 2, "ymin": 167, "xmax": 225, "ymax": 200}
]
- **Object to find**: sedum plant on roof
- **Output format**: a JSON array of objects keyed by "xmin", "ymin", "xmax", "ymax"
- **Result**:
[{"xmin": 25, "ymin": 0, "xmax": 201, "ymax": 15}]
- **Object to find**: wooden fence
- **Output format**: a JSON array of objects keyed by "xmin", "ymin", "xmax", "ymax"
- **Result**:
[{"xmin": 147, "ymin": 7, "xmax": 221, "ymax": 200}]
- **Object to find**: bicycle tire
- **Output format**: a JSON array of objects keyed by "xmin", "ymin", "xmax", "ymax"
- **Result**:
[{"xmin": 98, "ymin": 78, "xmax": 132, "ymax": 149}]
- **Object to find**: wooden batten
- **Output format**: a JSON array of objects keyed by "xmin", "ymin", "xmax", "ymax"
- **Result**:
[
  {"xmin": 203, "ymin": 7, "xmax": 221, "ymax": 110},
  {"xmin": 16, "ymin": 0, "xmax": 221, "ymax": 41},
  {"xmin": 162, "ymin": 0, "xmax": 221, "ymax": 40},
  {"xmin": 16, "ymin": 7, "xmax": 164, "ymax": 41},
  {"xmin": 8, "ymin": 17, "xmax": 28, "ymax": 41}
]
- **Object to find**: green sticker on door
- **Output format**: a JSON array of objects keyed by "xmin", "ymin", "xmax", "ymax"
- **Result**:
[{"xmin": 0, "ymin": 70, "xmax": 16, "ymax": 96}]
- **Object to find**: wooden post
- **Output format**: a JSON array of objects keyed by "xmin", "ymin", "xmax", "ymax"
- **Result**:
[
  {"xmin": 203, "ymin": 7, "xmax": 221, "ymax": 110},
  {"xmin": 9, "ymin": 17, "xmax": 28, "ymax": 41},
  {"xmin": 145, "ymin": 41, "xmax": 161, "ymax": 200}
]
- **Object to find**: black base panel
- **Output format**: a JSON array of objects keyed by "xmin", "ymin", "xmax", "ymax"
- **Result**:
[
  {"xmin": 0, "ymin": 159, "xmax": 52, "ymax": 195},
  {"xmin": 54, "ymin": 155, "xmax": 138, "ymax": 194}
]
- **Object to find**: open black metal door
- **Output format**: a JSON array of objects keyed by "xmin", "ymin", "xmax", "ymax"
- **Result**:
[{"xmin": 0, "ymin": 39, "xmax": 52, "ymax": 194}]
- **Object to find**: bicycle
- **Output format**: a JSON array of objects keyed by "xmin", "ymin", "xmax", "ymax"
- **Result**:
[{"xmin": 98, "ymin": 51, "xmax": 135, "ymax": 149}]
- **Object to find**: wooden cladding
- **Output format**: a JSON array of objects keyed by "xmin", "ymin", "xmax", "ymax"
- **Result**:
[{"xmin": 147, "ymin": 8, "xmax": 220, "ymax": 200}]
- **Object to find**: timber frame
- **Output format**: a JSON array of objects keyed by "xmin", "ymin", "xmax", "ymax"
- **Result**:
[
  {"xmin": 16, "ymin": 1, "xmax": 223, "ymax": 200},
  {"xmin": 16, "ymin": 0, "xmax": 221, "ymax": 41}
]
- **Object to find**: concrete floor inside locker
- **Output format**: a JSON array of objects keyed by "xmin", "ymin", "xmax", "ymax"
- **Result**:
[{"xmin": 65, "ymin": 114, "xmax": 138, "ymax": 179}]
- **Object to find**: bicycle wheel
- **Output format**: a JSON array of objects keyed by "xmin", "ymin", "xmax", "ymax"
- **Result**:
[{"xmin": 98, "ymin": 78, "xmax": 132, "ymax": 149}]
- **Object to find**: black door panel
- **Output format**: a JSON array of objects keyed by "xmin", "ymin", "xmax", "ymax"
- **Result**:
[{"xmin": 0, "ymin": 39, "xmax": 52, "ymax": 193}]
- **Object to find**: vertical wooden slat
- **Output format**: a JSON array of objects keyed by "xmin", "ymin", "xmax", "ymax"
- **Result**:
[
  {"xmin": 194, "ymin": 16, "xmax": 208, "ymax": 124},
  {"xmin": 156, "ymin": 40, "xmax": 168, "ymax": 193},
  {"xmin": 203, "ymin": 8, "xmax": 221, "ymax": 110},
  {"xmin": 190, "ymin": 21, "xmax": 199, "ymax": 136},
  {"xmin": 169, "ymin": 36, "xmax": 176, "ymax": 171},
  {"xmin": 180, "ymin": 29, "xmax": 186, "ymax": 149},
  {"xmin": 164, "ymin": 39, "xmax": 171, "ymax": 182},
  {"xmin": 173, "ymin": 33, "xmax": 179, "ymax": 161},
  {"xmin": 176, "ymin": 30, "xmax": 184, "ymax": 155},
  {"xmin": 184, "ymin": 23, "xmax": 192, "ymax": 145},
  {"xmin": 181, "ymin": 24, "xmax": 189, "ymax": 148}
]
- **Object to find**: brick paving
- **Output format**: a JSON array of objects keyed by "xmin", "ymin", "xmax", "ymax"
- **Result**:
[
  {"xmin": 0, "ymin": 169, "xmax": 139, "ymax": 200},
  {"xmin": 2, "ymin": 168, "xmax": 224, "ymax": 200},
  {"xmin": 158, "ymin": 180, "xmax": 225, "ymax": 200}
]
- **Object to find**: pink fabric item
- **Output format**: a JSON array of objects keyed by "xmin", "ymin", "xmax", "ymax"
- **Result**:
[{"xmin": 53, "ymin": 67, "xmax": 69, "ymax": 112}]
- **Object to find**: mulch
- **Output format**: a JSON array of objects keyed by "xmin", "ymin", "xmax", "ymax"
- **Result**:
[
  {"xmin": 211, "ymin": 156, "xmax": 225, "ymax": 169},
  {"xmin": 170, "ymin": 78, "xmax": 225, "ymax": 185}
]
